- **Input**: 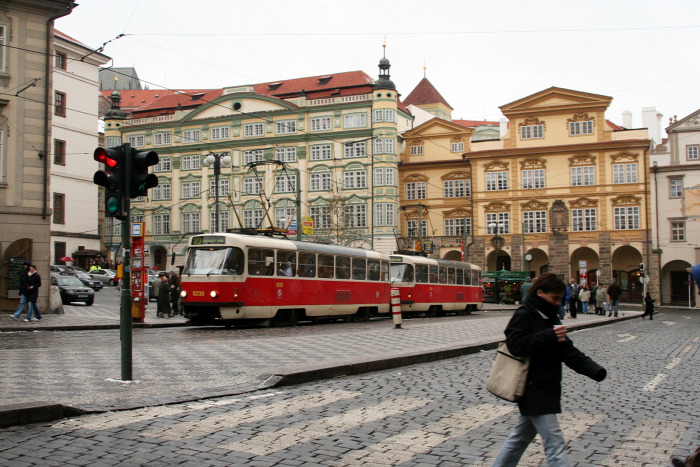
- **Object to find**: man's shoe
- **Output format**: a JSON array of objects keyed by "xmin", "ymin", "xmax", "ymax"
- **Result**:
[
  {"xmin": 31, "ymin": 318, "xmax": 39, "ymax": 321},
  {"xmin": 9, "ymin": 314, "xmax": 18, "ymax": 320},
  {"xmin": 24, "ymin": 319, "xmax": 30, "ymax": 322}
]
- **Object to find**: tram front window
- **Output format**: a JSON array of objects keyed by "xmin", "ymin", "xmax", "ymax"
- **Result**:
[
  {"xmin": 183, "ymin": 247, "xmax": 244, "ymax": 275},
  {"xmin": 390, "ymin": 263, "xmax": 414, "ymax": 283}
]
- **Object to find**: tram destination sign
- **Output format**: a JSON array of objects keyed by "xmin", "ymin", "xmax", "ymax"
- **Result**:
[{"xmin": 192, "ymin": 235, "xmax": 226, "ymax": 245}]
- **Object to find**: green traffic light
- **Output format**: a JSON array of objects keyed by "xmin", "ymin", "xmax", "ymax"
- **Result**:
[{"xmin": 105, "ymin": 196, "xmax": 120, "ymax": 214}]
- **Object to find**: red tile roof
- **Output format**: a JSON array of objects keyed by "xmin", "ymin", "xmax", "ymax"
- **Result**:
[
  {"xmin": 254, "ymin": 71, "xmax": 375, "ymax": 99},
  {"xmin": 606, "ymin": 119, "xmax": 625, "ymax": 130},
  {"xmin": 453, "ymin": 119, "xmax": 501, "ymax": 128},
  {"xmin": 131, "ymin": 90, "xmax": 224, "ymax": 117},
  {"xmin": 54, "ymin": 29, "xmax": 91, "ymax": 49},
  {"xmin": 403, "ymin": 77, "xmax": 452, "ymax": 110}
]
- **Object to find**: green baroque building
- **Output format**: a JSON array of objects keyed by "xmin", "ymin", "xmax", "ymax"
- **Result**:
[{"xmin": 102, "ymin": 55, "xmax": 412, "ymax": 269}]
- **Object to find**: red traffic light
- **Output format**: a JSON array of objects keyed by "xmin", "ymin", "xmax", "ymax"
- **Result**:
[{"xmin": 94, "ymin": 147, "xmax": 119, "ymax": 168}]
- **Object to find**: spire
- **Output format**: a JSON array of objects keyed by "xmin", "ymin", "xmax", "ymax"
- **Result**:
[
  {"xmin": 104, "ymin": 90, "xmax": 127, "ymax": 119},
  {"xmin": 374, "ymin": 40, "xmax": 396, "ymax": 91}
]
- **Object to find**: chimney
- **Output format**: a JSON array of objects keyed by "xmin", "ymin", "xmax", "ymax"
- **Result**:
[
  {"xmin": 642, "ymin": 106, "xmax": 663, "ymax": 144},
  {"xmin": 622, "ymin": 110, "xmax": 633, "ymax": 129},
  {"xmin": 499, "ymin": 118, "xmax": 508, "ymax": 138}
]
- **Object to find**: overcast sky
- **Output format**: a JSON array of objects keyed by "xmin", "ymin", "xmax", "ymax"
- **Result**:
[{"xmin": 57, "ymin": 0, "xmax": 700, "ymax": 133}]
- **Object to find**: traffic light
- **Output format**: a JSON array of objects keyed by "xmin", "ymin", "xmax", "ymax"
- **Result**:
[
  {"xmin": 93, "ymin": 146, "xmax": 126, "ymax": 220},
  {"xmin": 130, "ymin": 148, "xmax": 159, "ymax": 198},
  {"xmin": 639, "ymin": 262, "xmax": 645, "ymax": 272}
]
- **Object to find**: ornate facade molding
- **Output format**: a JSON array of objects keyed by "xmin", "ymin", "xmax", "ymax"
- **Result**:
[
  {"xmin": 442, "ymin": 207, "xmax": 471, "ymax": 217},
  {"xmin": 404, "ymin": 207, "xmax": 431, "ymax": 220},
  {"xmin": 569, "ymin": 153, "xmax": 596, "ymax": 166},
  {"xmin": 484, "ymin": 161, "xmax": 509, "ymax": 172},
  {"xmin": 450, "ymin": 136, "xmax": 464, "ymax": 144},
  {"xmin": 520, "ymin": 157, "xmax": 546, "ymax": 169},
  {"xmin": 521, "ymin": 199, "xmax": 549, "ymax": 210},
  {"xmin": 569, "ymin": 197, "xmax": 598, "ymax": 208},
  {"xmin": 611, "ymin": 194, "xmax": 641, "ymax": 205},
  {"xmin": 610, "ymin": 151, "xmax": 639, "ymax": 162},
  {"xmin": 402, "ymin": 173, "xmax": 429, "ymax": 182},
  {"xmin": 441, "ymin": 171, "xmax": 470, "ymax": 180},
  {"xmin": 567, "ymin": 112, "xmax": 596, "ymax": 123},
  {"xmin": 518, "ymin": 116, "xmax": 546, "ymax": 130},
  {"xmin": 484, "ymin": 201, "xmax": 510, "ymax": 212}
]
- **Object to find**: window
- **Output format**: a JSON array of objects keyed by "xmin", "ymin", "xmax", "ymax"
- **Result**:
[
  {"xmin": 55, "ymin": 52, "xmax": 67, "ymax": 70},
  {"xmin": 53, "ymin": 139, "xmax": 66, "ymax": 165},
  {"xmin": 571, "ymin": 166, "xmax": 595, "ymax": 186},
  {"xmin": 153, "ymin": 214, "xmax": 171, "ymax": 235},
  {"xmin": 374, "ymin": 203, "xmax": 395, "ymax": 226},
  {"xmin": 451, "ymin": 142, "xmax": 465, "ymax": 152},
  {"xmin": 310, "ymin": 173, "xmax": 331, "ymax": 191},
  {"xmin": 181, "ymin": 129, "xmax": 201, "ymax": 143},
  {"xmin": 443, "ymin": 179, "xmax": 470, "ymax": 197},
  {"xmin": 210, "ymin": 210, "xmax": 229, "ymax": 232},
  {"xmin": 343, "ymin": 113, "xmax": 366, "ymax": 128},
  {"xmin": 671, "ymin": 221, "xmax": 685, "ymax": 241},
  {"xmin": 274, "ymin": 175, "xmax": 296, "ymax": 193},
  {"xmin": 132, "ymin": 215, "xmax": 144, "ymax": 224},
  {"xmin": 275, "ymin": 147, "xmax": 297, "ymax": 163},
  {"xmin": 53, "ymin": 193, "xmax": 65, "ymax": 224},
  {"xmin": 310, "ymin": 116, "xmax": 332, "ymax": 131},
  {"xmin": 521, "ymin": 124, "xmax": 544, "ymax": 139},
  {"xmin": 155, "ymin": 157, "xmax": 171, "ymax": 172},
  {"xmin": 444, "ymin": 218, "xmax": 471, "ymax": 236},
  {"xmin": 275, "ymin": 208, "xmax": 295, "ymax": 229},
  {"xmin": 181, "ymin": 181, "xmax": 200, "ymax": 199},
  {"xmin": 243, "ymin": 209, "xmax": 264, "ymax": 229},
  {"xmin": 522, "ymin": 169, "xmax": 545, "ymax": 189},
  {"xmin": 0, "ymin": 25, "xmax": 6, "ymax": 72},
  {"xmin": 407, "ymin": 220, "xmax": 427, "ymax": 237},
  {"xmin": 571, "ymin": 209, "xmax": 597, "ymax": 231},
  {"xmin": 344, "ymin": 141, "xmax": 366, "ymax": 158},
  {"xmin": 243, "ymin": 149, "xmax": 264, "ymax": 165},
  {"xmin": 486, "ymin": 212, "xmax": 510, "ymax": 234},
  {"xmin": 182, "ymin": 212, "xmax": 200, "ymax": 233},
  {"xmin": 210, "ymin": 126, "xmax": 230, "ymax": 140},
  {"xmin": 181, "ymin": 155, "xmax": 201, "ymax": 170},
  {"xmin": 613, "ymin": 163, "xmax": 638, "ymax": 184},
  {"xmin": 374, "ymin": 138, "xmax": 395, "ymax": 154},
  {"xmin": 486, "ymin": 171, "xmax": 508, "ymax": 191},
  {"xmin": 209, "ymin": 179, "xmax": 230, "ymax": 196},
  {"xmin": 687, "ymin": 146, "xmax": 699, "ymax": 160},
  {"xmin": 153, "ymin": 132, "xmax": 172, "ymax": 146},
  {"xmin": 569, "ymin": 120, "xmax": 593, "ymax": 135},
  {"xmin": 406, "ymin": 182, "xmax": 426, "ymax": 200},
  {"xmin": 410, "ymin": 146, "xmax": 423, "ymax": 155},
  {"xmin": 374, "ymin": 167, "xmax": 395, "ymax": 186},
  {"xmin": 105, "ymin": 136, "xmax": 122, "ymax": 147},
  {"xmin": 128, "ymin": 135, "xmax": 145, "ymax": 148},
  {"xmin": 614, "ymin": 206, "xmax": 640, "ymax": 230},
  {"xmin": 54, "ymin": 242, "xmax": 66, "ymax": 264},
  {"xmin": 343, "ymin": 170, "xmax": 366, "ymax": 189},
  {"xmin": 105, "ymin": 218, "xmax": 121, "ymax": 236},
  {"xmin": 243, "ymin": 177, "xmax": 263, "ymax": 194},
  {"xmin": 310, "ymin": 144, "xmax": 332, "ymax": 161},
  {"xmin": 243, "ymin": 123, "xmax": 264, "ymax": 137},
  {"xmin": 523, "ymin": 211, "xmax": 547, "ymax": 233},
  {"xmin": 153, "ymin": 183, "xmax": 171, "ymax": 200},
  {"xmin": 275, "ymin": 120, "xmax": 297, "ymax": 134},
  {"xmin": 670, "ymin": 178, "xmax": 683, "ymax": 198},
  {"xmin": 373, "ymin": 109, "xmax": 396, "ymax": 123},
  {"xmin": 54, "ymin": 91, "xmax": 66, "ymax": 117},
  {"xmin": 344, "ymin": 204, "xmax": 366, "ymax": 228},
  {"xmin": 310, "ymin": 206, "xmax": 331, "ymax": 229}
]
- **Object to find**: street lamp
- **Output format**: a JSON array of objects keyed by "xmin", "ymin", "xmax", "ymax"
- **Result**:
[
  {"xmin": 203, "ymin": 153, "xmax": 231, "ymax": 233},
  {"xmin": 488, "ymin": 221, "xmax": 505, "ymax": 303}
]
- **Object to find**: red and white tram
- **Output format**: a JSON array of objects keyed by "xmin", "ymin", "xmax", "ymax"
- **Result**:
[
  {"xmin": 180, "ymin": 233, "xmax": 392, "ymax": 326},
  {"xmin": 389, "ymin": 254, "xmax": 483, "ymax": 315}
]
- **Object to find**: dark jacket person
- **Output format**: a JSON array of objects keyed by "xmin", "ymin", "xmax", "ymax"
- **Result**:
[{"xmin": 493, "ymin": 272, "xmax": 607, "ymax": 466}]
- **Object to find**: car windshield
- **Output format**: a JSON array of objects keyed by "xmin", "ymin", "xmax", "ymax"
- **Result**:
[{"xmin": 57, "ymin": 276, "xmax": 84, "ymax": 286}]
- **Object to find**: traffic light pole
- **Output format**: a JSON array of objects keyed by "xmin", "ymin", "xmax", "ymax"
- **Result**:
[{"xmin": 120, "ymin": 142, "xmax": 133, "ymax": 381}]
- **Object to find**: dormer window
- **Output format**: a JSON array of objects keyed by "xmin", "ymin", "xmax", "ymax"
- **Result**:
[
  {"xmin": 268, "ymin": 82, "xmax": 282, "ymax": 91},
  {"xmin": 318, "ymin": 76, "xmax": 332, "ymax": 85},
  {"xmin": 190, "ymin": 93, "xmax": 205, "ymax": 101}
]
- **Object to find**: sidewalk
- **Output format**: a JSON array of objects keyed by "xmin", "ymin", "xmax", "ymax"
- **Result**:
[{"xmin": 0, "ymin": 304, "xmax": 647, "ymax": 428}]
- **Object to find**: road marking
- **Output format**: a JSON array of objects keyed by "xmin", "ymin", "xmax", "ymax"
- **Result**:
[
  {"xmin": 142, "ymin": 389, "xmax": 361, "ymax": 441},
  {"xmin": 599, "ymin": 419, "xmax": 687, "ymax": 466},
  {"xmin": 681, "ymin": 345, "xmax": 692, "ymax": 354},
  {"xmin": 643, "ymin": 373, "xmax": 667, "ymax": 391},
  {"xmin": 222, "ymin": 396, "xmax": 431, "ymax": 455},
  {"xmin": 471, "ymin": 412, "xmax": 603, "ymax": 467},
  {"xmin": 666, "ymin": 358, "xmax": 682, "ymax": 370},
  {"xmin": 663, "ymin": 321, "xmax": 676, "ymax": 325},
  {"xmin": 329, "ymin": 404, "xmax": 513, "ymax": 466},
  {"xmin": 617, "ymin": 333, "xmax": 637, "ymax": 342}
]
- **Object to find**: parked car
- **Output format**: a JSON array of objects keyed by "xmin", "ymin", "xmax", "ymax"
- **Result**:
[
  {"xmin": 52, "ymin": 275, "xmax": 94, "ymax": 305},
  {"xmin": 88, "ymin": 268, "xmax": 118, "ymax": 285},
  {"xmin": 50, "ymin": 265, "xmax": 68, "ymax": 274},
  {"xmin": 64, "ymin": 265, "xmax": 88, "ymax": 273},
  {"xmin": 60, "ymin": 271, "xmax": 103, "ymax": 291}
]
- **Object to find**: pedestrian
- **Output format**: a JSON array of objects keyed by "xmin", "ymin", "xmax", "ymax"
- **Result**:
[
  {"xmin": 568, "ymin": 278, "xmax": 578, "ymax": 318},
  {"xmin": 157, "ymin": 274, "xmax": 170, "ymax": 318},
  {"xmin": 589, "ymin": 283, "xmax": 598, "ymax": 313},
  {"xmin": 10, "ymin": 261, "xmax": 31, "ymax": 320},
  {"xmin": 89, "ymin": 262, "xmax": 99, "ymax": 272},
  {"xmin": 606, "ymin": 279, "xmax": 622, "ymax": 317},
  {"xmin": 492, "ymin": 272, "xmax": 607, "ymax": 467},
  {"xmin": 642, "ymin": 292, "xmax": 654, "ymax": 320},
  {"xmin": 24, "ymin": 264, "xmax": 42, "ymax": 322},
  {"xmin": 559, "ymin": 295, "xmax": 566, "ymax": 320},
  {"xmin": 579, "ymin": 285, "xmax": 591, "ymax": 314},
  {"xmin": 169, "ymin": 271, "xmax": 182, "ymax": 316},
  {"xmin": 595, "ymin": 283, "xmax": 607, "ymax": 315},
  {"xmin": 520, "ymin": 278, "xmax": 532, "ymax": 303}
]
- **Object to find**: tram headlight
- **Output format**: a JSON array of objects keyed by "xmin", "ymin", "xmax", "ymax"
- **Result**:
[
  {"xmin": 210, "ymin": 290, "xmax": 218, "ymax": 299},
  {"xmin": 180, "ymin": 290, "xmax": 187, "ymax": 298}
]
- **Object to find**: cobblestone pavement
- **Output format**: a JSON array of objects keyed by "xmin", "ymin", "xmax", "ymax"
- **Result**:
[{"xmin": 0, "ymin": 309, "xmax": 697, "ymax": 466}]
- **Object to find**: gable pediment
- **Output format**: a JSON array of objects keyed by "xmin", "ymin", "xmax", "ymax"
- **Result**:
[
  {"xmin": 403, "ymin": 117, "xmax": 474, "ymax": 139},
  {"xmin": 499, "ymin": 87, "xmax": 612, "ymax": 118},
  {"xmin": 185, "ymin": 94, "xmax": 296, "ymax": 122}
]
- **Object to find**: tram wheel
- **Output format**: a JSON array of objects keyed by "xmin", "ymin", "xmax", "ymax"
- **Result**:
[{"xmin": 352, "ymin": 308, "xmax": 370, "ymax": 322}]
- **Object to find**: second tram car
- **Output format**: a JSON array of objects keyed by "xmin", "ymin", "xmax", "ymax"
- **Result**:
[
  {"xmin": 389, "ymin": 254, "xmax": 483, "ymax": 315},
  {"xmin": 180, "ymin": 233, "xmax": 392, "ymax": 326}
]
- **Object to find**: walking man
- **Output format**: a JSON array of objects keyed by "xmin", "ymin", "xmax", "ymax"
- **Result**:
[
  {"xmin": 568, "ymin": 278, "xmax": 578, "ymax": 318},
  {"xmin": 10, "ymin": 262, "xmax": 31, "ymax": 320},
  {"xmin": 606, "ymin": 279, "xmax": 622, "ymax": 317}
]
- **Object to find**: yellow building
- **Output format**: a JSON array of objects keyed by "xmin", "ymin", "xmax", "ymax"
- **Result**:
[{"xmin": 399, "ymin": 87, "xmax": 652, "ymax": 302}]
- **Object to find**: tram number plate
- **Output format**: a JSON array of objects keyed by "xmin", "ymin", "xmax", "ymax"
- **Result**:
[
  {"xmin": 192, "ymin": 290, "xmax": 205, "ymax": 297},
  {"xmin": 336, "ymin": 290, "xmax": 351, "ymax": 302}
]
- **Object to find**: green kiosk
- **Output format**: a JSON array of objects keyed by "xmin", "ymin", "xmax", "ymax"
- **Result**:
[{"xmin": 482, "ymin": 270, "xmax": 531, "ymax": 303}]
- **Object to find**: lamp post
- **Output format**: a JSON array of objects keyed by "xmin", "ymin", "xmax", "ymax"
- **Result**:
[
  {"xmin": 488, "ymin": 221, "xmax": 505, "ymax": 303},
  {"xmin": 203, "ymin": 153, "xmax": 231, "ymax": 233}
]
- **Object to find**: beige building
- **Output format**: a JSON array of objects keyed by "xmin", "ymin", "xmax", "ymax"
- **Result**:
[
  {"xmin": 399, "ymin": 86, "xmax": 652, "ymax": 303},
  {"xmin": 0, "ymin": 1, "xmax": 77, "ymax": 312}
]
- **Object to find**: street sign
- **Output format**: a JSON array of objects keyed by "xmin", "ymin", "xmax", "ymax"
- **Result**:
[
  {"xmin": 302, "ymin": 216, "xmax": 314, "ymax": 235},
  {"xmin": 287, "ymin": 219, "xmax": 297, "ymax": 236}
]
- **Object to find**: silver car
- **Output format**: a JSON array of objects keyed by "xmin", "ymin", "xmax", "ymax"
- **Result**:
[{"xmin": 89, "ymin": 268, "xmax": 118, "ymax": 285}]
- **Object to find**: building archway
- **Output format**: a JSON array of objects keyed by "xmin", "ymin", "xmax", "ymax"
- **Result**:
[
  {"xmin": 1, "ymin": 238, "xmax": 33, "ymax": 311},
  {"xmin": 662, "ymin": 259, "xmax": 695, "ymax": 306},
  {"xmin": 486, "ymin": 249, "xmax": 511, "ymax": 271},
  {"xmin": 150, "ymin": 245, "xmax": 168, "ymax": 272},
  {"xmin": 525, "ymin": 248, "xmax": 548, "ymax": 278},
  {"xmin": 570, "ymin": 247, "xmax": 600, "ymax": 286},
  {"xmin": 443, "ymin": 249, "xmax": 462, "ymax": 261},
  {"xmin": 611, "ymin": 245, "xmax": 644, "ymax": 302}
]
